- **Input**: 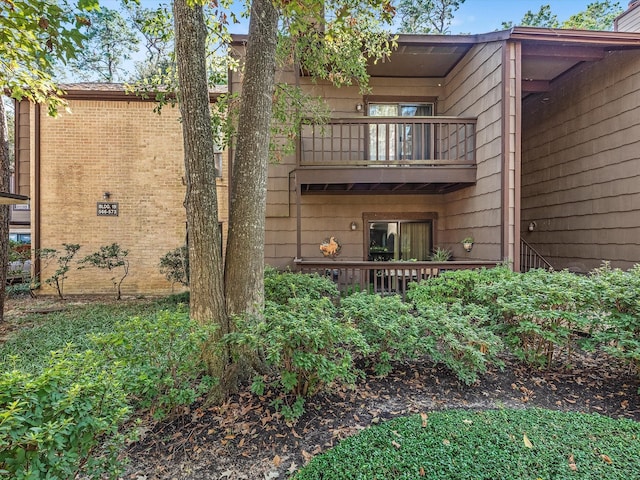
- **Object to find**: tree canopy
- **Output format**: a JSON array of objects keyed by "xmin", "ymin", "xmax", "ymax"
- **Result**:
[
  {"xmin": 503, "ymin": 1, "xmax": 622, "ymax": 31},
  {"xmin": 397, "ymin": 0, "xmax": 465, "ymax": 34},
  {"xmin": 66, "ymin": 6, "xmax": 139, "ymax": 82},
  {"xmin": 0, "ymin": 0, "xmax": 98, "ymax": 112}
]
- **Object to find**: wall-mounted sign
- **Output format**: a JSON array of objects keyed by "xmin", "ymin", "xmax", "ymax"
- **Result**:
[{"xmin": 97, "ymin": 202, "xmax": 119, "ymax": 216}]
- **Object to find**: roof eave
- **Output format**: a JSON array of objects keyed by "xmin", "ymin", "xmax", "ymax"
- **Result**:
[{"xmin": 509, "ymin": 26, "xmax": 640, "ymax": 47}]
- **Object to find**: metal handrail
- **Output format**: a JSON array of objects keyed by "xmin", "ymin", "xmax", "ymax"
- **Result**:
[{"xmin": 520, "ymin": 238, "xmax": 553, "ymax": 272}]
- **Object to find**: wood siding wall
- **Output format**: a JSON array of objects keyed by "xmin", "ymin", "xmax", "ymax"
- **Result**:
[
  {"xmin": 440, "ymin": 42, "xmax": 506, "ymax": 261},
  {"xmin": 230, "ymin": 42, "xmax": 507, "ymax": 268},
  {"xmin": 229, "ymin": 48, "xmax": 454, "ymax": 268},
  {"xmin": 616, "ymin": 3, "xmax": 640, "ymax": 32},
  {"xmin": 15, "ymin": 101, "xmax": 31, "ymax": 197},
  {"xmin": 32, "ymin": 98, "xmax": 229, "ymax": 295},
  {"xmin": 521, "ymin": 50, "xmax": 640, "ymax": 272},
  {"xmin": 12, "ymin": 101, "xmax": 32, "ymax": 227}
]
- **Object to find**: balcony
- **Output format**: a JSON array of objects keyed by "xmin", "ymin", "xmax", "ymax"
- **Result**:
[
  {"xmin": 296, "ymin": 117, "xmax": 477, "ymax": 194},
  {"xmin": 295, "ymin": 260, "xmax": 499, "ymax": 299}
]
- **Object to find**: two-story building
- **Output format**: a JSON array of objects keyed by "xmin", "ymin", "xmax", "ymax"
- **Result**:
[{"xmin": 14, "ymin": 13, "xmax": 640, "ymax": 296}]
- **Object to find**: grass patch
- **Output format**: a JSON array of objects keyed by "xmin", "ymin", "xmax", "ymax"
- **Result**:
[{"xmin": 294, "ymin": 408, "xmax": 640, "ymax": 479}]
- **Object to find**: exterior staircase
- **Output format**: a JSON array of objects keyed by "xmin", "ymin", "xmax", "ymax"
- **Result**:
[{"xmin": 520, "ymin": 239, "xmax": 553, "ymax": 272}]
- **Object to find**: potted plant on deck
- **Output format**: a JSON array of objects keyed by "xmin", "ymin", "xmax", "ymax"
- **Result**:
[{"xmin": 462, "ymin": 236, "xmax": 474, "ymax": 252}]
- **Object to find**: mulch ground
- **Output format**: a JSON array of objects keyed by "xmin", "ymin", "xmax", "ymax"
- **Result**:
[{"xmin": 123, "ymin": 353, "xmax": 640, "ymax": 480}]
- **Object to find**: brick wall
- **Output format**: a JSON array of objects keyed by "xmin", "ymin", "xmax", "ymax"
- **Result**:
[{"xmin": 36, "ymin": 98, "xmax": 228, "ymax": 296}]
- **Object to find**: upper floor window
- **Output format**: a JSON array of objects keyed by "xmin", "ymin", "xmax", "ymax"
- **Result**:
[{"xmin": 368, "ymin": 103, "xmax": 435, "ymax": 161}]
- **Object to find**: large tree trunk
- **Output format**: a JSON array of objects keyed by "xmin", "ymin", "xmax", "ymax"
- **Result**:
[
  {"xmin": 224, "ymin": 0, "xmax": 279, "ymax": 317},
  {"xmin": 173, "ymin": 0, "xmax": 230, "ymax": 396},
  {"xmin": 0, "ymin": 100, "xmax": 9, "ymax": 322}
]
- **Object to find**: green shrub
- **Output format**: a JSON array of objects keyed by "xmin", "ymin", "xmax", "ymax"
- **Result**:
[
  {"xmin": 409, "ymin": 272, "xmax": 504, "ymax": 384},
  {"xmin": 39, "ymin": 243, "xmax": 81, "ymax": 300},
  {"xmin": 407, "ymin": 266, "xmax": 515, "ymax": 307},
  {"xmin": 588, "ymin": 263, "xmax": 640, "ymax": 381},
  {"xmin": 294, "ymin": 409, "xmax": 640, "ymax": 479},
  {"xmin": 475, "ymin": 268, "xmax": 595, "ymax": 368},
  {"xmin": 0, "ymin": 347, "xmax": 130, "ymax": 479},
  {"xmin": 225, "ymin": 297, "xmax": 366, "ymax": 421},
  {"xmin": 0, "ymin": 302, "xmax": 212, "ymax": 478},
  {"xmin": 416, "ymin": 302, "xmax": 503, "ymax": 385},
  {"xmin": 341, "ymin": 292, "xmax": 427, "ymax": 376},
  {"xmin": 78, "ymin": 243, "xmax": 130, "ymax": 300},
  {"xmin": 264, "ymin": 268, "xmax": 339, "ymax": 304},
  {"xmin": 90, "ymin": 309, "xmax": 215, "ymax": 419},
  {"xmin": 159, "ymin": 245, "xmax": 189, "ymax": 288}
]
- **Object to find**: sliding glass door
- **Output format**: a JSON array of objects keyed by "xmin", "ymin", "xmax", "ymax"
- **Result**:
[
  {"xmin": 368, "ymin": 103, "xmax": 434, "ymax": 161},
  {"xmin": 368, "ymin": 220, "xmax": 433, "ymax": 261}
]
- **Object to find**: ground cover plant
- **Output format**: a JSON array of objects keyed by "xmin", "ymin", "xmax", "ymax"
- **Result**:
[
  {"xmin": 294, "ymin": 408, "xmax": 640, "ymax": 479},
  {"xmin": 0, "ymin": 299, "xmax": 183, "ymax": 373},
  {"xmin": 0, "ymin": 297, "xmax": 210, "ymax": 479}
]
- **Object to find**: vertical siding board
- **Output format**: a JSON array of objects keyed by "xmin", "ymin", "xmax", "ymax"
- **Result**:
[
  {"xmin": 521, "ymin": 49, "xmax": 640, "ymax": 271},
  {"xmin": 440, "ymin": 42, "xmax": 504, "ymax": 260}
]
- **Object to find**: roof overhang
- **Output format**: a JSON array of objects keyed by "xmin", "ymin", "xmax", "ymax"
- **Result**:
[
  {"xmin": 0, "ymin": 192, "xmax": 29, "ymax": 205},
  {"xmin": 348, "ymin": 27, "xmax": 640, "ymax": 90}
]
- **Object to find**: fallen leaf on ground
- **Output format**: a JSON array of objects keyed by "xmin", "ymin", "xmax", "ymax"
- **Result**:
[
  {"xmin": 273, "ymin": 455, "xmax": 281, "ymax": 467},
  {"xmin": 391, "ymin": 440, "xmax": 401, "ymax": 449},
  {"xmin": 601, "ymin": 454, "xmax": 613, "ymax": 464},
  {"xmin": 523, "ymin": 434, "xmax": 533, "ymax": 449},
  {"xmin": 420, "ymin": 413, "xmax": 428, "ymax": 427},
  {"xmin": 568, "ymin": 454, "xmax": 577, "ymax": 471}
]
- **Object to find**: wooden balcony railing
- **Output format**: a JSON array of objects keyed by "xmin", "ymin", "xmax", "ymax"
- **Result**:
[
  {"xmin": 295, "ymin": 260, "xmax": 499, "ymax": 299},
  {"xmin": 299, "ymin": 117, "xmax": 476, "ymax": 167}
]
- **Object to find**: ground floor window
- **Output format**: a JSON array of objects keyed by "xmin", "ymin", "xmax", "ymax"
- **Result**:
[{"xmin": 368, "ymin": 220, "xmax": 433, "ymax": 261}]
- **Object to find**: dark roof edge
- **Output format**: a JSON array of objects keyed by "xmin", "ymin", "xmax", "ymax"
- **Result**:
[
  {"xmin": 0, "ymin": 192, "xmax": 29, "ymax": 205},
  {"xmin": 230, "ymin": 31, "xmax": 511, "ymax": 47},
  {"xmin": 509, "ymin": 26, "xmax": 640, "ymax": 46},
  {"xmin": 232, "ymin": 26, "xmax": 640, "ymax": 48},
  {"xmin": 58, "ymin": 83, "xmax": 226, "ymax": 101}
]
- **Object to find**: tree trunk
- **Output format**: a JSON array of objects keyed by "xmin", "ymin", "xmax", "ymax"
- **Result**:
[
  {"xmin": 224, "ymin": 0, "xmax": 279, "ymax": 317},
  {"xmin": 173, "ymin": 0, "xmax": 230, "ymax": 397},
  {"xmin": 0, "ymin": 99, "xmax": 10, "ymax": 322}
]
